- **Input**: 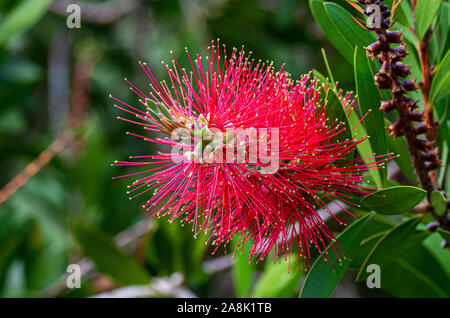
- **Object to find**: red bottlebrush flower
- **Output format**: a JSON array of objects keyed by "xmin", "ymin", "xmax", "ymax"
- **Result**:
[{"xmin": 111, "ymin": 42, "xmax": 386, "ymax": 267}]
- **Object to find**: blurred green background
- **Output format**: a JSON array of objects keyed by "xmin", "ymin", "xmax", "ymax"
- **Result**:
[{"xmin": 0, "ymin": 0, "xmax": 380, "ymax": 298}]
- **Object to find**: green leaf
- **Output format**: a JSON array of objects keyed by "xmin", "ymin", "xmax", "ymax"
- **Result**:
[
  {"xmin": 309, "ymin": 0, "xmax": 353, "ymax": 64},
  {"xmin": 145, "ymin": 99, "xmax": 162, "ymax": 123},
  {"xmin": 321, "ymin": 48, "xmax": 335, "ymax": 85},
  {"xmin": 231, "ymin": 240, "xmax": 255, "ymax": 297},
  {"xmin": 354, "ymin": 46, "xmax": 387, "ymax": 187},
  {"xmin": 401, "ymin": 244, "xmax": 450, "ymax": 295},
  {"xmin": 382, "ymin": 258, "xmax": 448, "ymax": 297},
  {"xmin": 437, "ymin": 228, "xmax": 450, "ymax": 243},
  {"xmin": 70, "ymin": 220, "xmax": 150, "ymax": 285},
  {"xmin": 252, "ymin": 255, "xmax": 303, "ymax": 298},
  {"xmin": 430, "ymin": 50, "xmax": 450, "ymax": 104},
  {"xmin": 299, "ymin": 213, "xmax": 374, "ymax": 298},
  {"xmin": 312, "ymin": 69, "xmax": 327, "ymax": 84},
  {"xmin": 309, "ymin": 1, "xmax": 375, "ymax": 64},
  {"xmin": 325, "ymin": 89, "xmax": 352, "ymax": 153},
  {"xmin": 436, "ymin": 1, "xmax": 450, "ymax": 60},
  {"xmin": 356, "ymin": 217, "xmax": 428, "ymax": 281},
  {"xmin": 349, "ymin": 231, "xmax": 386, "ymax": 270},
  {"xmin": 346, "ymin": 111, "xmax": 382, "ymax": 188},
  {"xmin": 431, "ymin": 190, "xmax": 447, "ymax": 216},
  {"xmin": 415, "ymin": 0, "xmax": 443, "ymax": 39},
  {"xmin": 423, "ymin": 232, "xmax": 450, "ymax": 278},
  {"xmin": 314, "ymin": 70, "xmax": 374, "ymax": 171},
  {"xmin": 361, "ymin": 186, "xmax": 427, "ymax": 215},
  {"xmin": 0, "ymin": 0, "xmax": 53, "ymax": 45},
  {"xmin": 325, "ymin": 2, "xmax": 375, "ymax": 59}
]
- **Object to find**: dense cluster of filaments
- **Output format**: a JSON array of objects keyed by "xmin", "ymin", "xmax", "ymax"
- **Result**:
[{"xmin": 111, "ymin": 42, "xmax": 386, "ymax": 267}]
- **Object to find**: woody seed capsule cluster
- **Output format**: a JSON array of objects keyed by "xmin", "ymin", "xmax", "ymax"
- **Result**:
[{"xmin": 359, "ymin": 0, "xmax": 441, "ymax": 193}]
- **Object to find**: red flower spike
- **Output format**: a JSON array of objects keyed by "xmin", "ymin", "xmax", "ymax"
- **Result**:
[{"xmin": 111, "ymin": 42, "xmax": 390, "ymax": 268}]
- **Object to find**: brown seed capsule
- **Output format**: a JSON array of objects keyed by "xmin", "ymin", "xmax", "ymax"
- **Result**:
[
  {"xmin": 414, "ymin": 122, "xmax": 428, "ymax": 134},
  {"xmin": 424, "ymin": 160, "xmax": 441, "ymax": 170},
  {"xmin": 391, "ymin": 45, "xmax": 409, "ymax": 59},
  {"xmin": 386, "ymin": 30, "xmax": 403, "ymax": 43},
  {"xmin": 407, "ymin": 110, "xmax": 424, "ymax": 121},
  {"xmin": 388, "ymin": 119, "xmax": 404, "ymax": 137},
  {"xmin": 404, "ymin": 97, "xmax": 418, "ymax": 109},
  {"xmin": 420, "ymin": 149, "xmax": 439, "ymax": 161},
  {"xmin": 375, "ymin": 73, "xmax": 391, "ymax": 89},
  {"xmin": 365, "ymin": 41, "xmax": 383, "ymax": 57},
  {"xmin": 393, "ymin": 62, "xmax": 411, "ymax": 78},
  {"xmin": 380, "ymin": 100, "xmax": 395, "ymax": 112},
  {"xmin": 401, "ymin": 79, "xmax": 416, "ymax": 91},
  {"xmin": 415, "ymin": 139, "xmax": 434, "ymax": 151},
  {"xmin": 392, "ymin": 81, "xmax": 406, "ymax": 94}
]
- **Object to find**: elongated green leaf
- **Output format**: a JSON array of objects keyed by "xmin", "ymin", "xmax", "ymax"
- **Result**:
[
  {"xmin": 436, "ymin": 1, "xmax": 450, "ymax": 60},
  {"xmin": 361, "ymin": 186, "xmax": 426, "ymax": 215},
  {"xmin": 398, "ymin": 244, "xmax": 450, "ymax": 296},
  {"xmin": 346, "ymin": 110, "xmax": 383, "ymax": 189},
  {"xmin": 300, "ymin": 213, "xmax": 374, "ymax": 298},
  {"xmin": 0, "ymin": 237, "xmax": 21, "ymax": 285},
  {"xmin": 232, "ymin": 240, "xmax": 255, "ymax": 297},
  {"xmin": 382, "ymin": 258, "xmax": 448, "ymax": 297},
  {"xmin": 438, "ymin": 140, "xmax": 449, "ymax": 187},
  {"xmin": 360, "ymin": 214, "xmax": 396, "ymax": 237},
  {"xmin": 71, "ymin": 221, "xmax": 150, "ymax": 285},
  {"xmin": 430, "ymin": 50, "xmax": 450, "ymax": 104},
  {"xmin": 321, "ymin": 49, "xmax": 335, "ymax": 85},
  {"xmin": 309, "ymin": 1, "xmax": 375, "ymax": 64},
  {"xmin": 314, "ymin": 69, "xmax": 374, "ymax": 172},
  {"xmin": 312, "ymin": 69, "xmax": 327, "ymax": 84},
  {"xmin": 349, "ymin": 231, "xmax": 386, "ymax": 270},
  {"xmin": 416, "ymin": 0, "xmax": 443, "ymax": 39},
  {"xmin": 325, "ymin": 89, "xmax": 352, "ymax": 144},
  {"xmin": 0, "ymin": 0, "xmax": 52, "ymax": 45},
  {"xmin": 356, "ymin": 217, "xmax": 428, "ymax": 281},
  {"xmin": 431, "ymin": 190, "xmax": 447, "ymax": 216},
  {"xmin": 381, "ymin": 242, "xmax": 450, "ymax": 297},
  {"xmin": 252, "ymin": 254, "xmax": 303, "ymax": 298},
  {"xmin": 309, "ymin": 0, "xmax": 353, "ymax": 64},
  {"xmin": 354, "ymin": 46, "xmax": 386, "ymax": 187},
  {"xmin": 424, "ymin": 232, "xmax": 450, "ymax": 278}
]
